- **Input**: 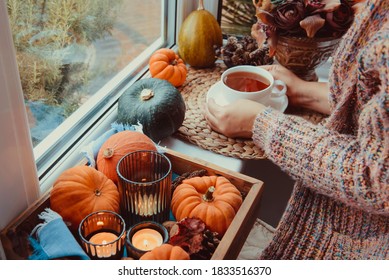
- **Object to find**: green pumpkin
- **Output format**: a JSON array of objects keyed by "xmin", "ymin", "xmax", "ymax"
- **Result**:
[
  {"xmin": 178, "ymin": 1, "xmax": 223, "ymax": 68},
  {"xmin": 117, "ymin": 78, "xmax": 186, "ymax": 142}
]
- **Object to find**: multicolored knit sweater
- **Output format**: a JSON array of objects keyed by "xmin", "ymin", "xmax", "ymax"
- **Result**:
[{"xmin": 252, "ymin": 0, "xmax": 388, "ymax": 259}]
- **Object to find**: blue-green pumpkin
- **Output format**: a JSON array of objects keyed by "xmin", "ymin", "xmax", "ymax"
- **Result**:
[{"xmin": 117, "ymin": 78, "xmax": 186, "ymax": 142}]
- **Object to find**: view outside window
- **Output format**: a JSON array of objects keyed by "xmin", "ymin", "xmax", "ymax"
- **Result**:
[
  {"xmin": 7, "ymin": 0, "xmax": 162, "ymax": 146},
  {"xmin": 221, "ymin": 0, "xmax": 256, "ymax": 36}
]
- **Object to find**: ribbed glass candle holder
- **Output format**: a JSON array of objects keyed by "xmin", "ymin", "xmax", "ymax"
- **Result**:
[
  {"xmin": 78, "ymin": 210, "xmax": 126, "ymax": 260},
  {"xmin": 117, "ymin": 150, "xmax": 172, "ymax": 227}
]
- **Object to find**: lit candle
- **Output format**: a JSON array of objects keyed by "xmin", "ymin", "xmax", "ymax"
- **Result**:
[
  {"xmin": 79, "ymin": 210, "xmax": 126, "ymax": 259},
  {"xmin": 131, "ymin": 228, "xmax": 163, "ymax": 251},
  {"xmin": 137, "ymin": 194, "xmax": 157, "ymax": 216},
  {"xmin": 89, "ymin": 232, "xmax": 118, "ymax": 244},
  {"xmin": 89, "ymin": 232, "xmax": 118, "ymax": 257}
]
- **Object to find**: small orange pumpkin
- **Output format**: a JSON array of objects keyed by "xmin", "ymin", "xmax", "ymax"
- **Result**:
[
  {"xmin": 171, "ymin": 176, "xmax": 242, "ymax": 236},
  {"xmin": 50, "ymin": 166, "xmax": 120, "ymax": 231},
  {"xmin": 149, "ymin": 48, "xmax": 187, "ymax": 87},
  {"xmin": 140, "ymin": 244, "xmax": 190, "ymax": 260},
  {"xmin": 96, "ymin": 131, "xmax": 156, "ymax": 184}
]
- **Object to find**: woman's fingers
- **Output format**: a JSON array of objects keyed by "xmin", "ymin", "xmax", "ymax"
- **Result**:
[
  {"xmin": 204, "ymin": 98, "xmax": 223, "ymax": 132},
  {"xmin": 205, "ymin": 98, "xmax": 219, "ymax": 117},
  {"xmin": 260, "ymin": 65, "xmax": 282, "ymax": 80},
  {"xmin": 260, "ymin": 65, "xmax": 276, "ymax": 71},
  {"xmin": 205, "ymin": 98, "xmax": 264, "ymax": 139}
]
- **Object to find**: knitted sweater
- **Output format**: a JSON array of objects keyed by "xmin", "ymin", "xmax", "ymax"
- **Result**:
[{"xmin": 253, "ymin": 0, "xmax": 388, "ymax": 259}]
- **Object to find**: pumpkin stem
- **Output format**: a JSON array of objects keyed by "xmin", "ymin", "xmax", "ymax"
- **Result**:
[
  {"xmin": 198, "ymin": 0, "xmax": 204, "ymax": 10},
  {"xmin": 140, "ymin": 88, "xmax": 154, "ymax": 101},
  {"xmin": 203, "ymin": 186, "xmax": 215, "ymax": 202},
  {"xmin": 94, "ymin": 189, "xmax": 102, "ymax": 196},
  {"xmin": 103, "ymin": 147, "xmax": 114, "ymax": 158}
]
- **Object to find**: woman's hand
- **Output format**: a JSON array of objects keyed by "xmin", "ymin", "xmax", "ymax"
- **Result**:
[
  {"xmin": 261, "ymin": 64, "xmax": 305, "ymax": 107},
  {"xmin": 205, "ymin": 98, "xmax": 266, "ymax": 139},
  {"xmin": 261, "ymin": 64, "xmax": 331, "ymax": 115}
]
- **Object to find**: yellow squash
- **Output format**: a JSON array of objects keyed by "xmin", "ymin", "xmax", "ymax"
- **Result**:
[{"xmin": 178, "ymin": 0, "xmax": 223, "ymax": 68}]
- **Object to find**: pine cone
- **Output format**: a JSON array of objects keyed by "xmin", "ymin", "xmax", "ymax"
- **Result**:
[
  {"xmin": 190, "ymin": 229, "xmax": 221, "ymax": 260},
  {"xmin": 168, "ymin": 217, "xmax": 221, "ymax": 260},
  {"xmin": 216, "ymin": 35, "xmax": 273, "ymax": 68}
]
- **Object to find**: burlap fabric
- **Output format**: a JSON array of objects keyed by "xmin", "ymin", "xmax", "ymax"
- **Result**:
[{"xmin": 175, "ymin": 63, "xmax": 326, "ymax": 160}]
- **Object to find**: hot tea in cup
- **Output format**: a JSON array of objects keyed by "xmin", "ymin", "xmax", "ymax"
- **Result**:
[
  {"xmin": 207, "ymin": 65, "xmax": 288, "ymax": 111},
  {"xmin": 223, "ymin": 71, "xmax": 270, "ymax": 92}
]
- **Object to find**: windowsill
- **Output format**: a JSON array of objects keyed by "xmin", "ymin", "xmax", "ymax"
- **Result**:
[{"xmin": 40, "ymin": 58, "xmax": 332, "ymax": 227}]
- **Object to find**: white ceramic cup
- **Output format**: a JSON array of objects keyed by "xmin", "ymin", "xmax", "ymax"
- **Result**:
[{"xmin": 219, "ymin": 65, "xmax": 287, "ymax": 110}]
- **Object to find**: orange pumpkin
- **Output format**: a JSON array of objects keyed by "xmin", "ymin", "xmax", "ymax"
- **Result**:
[
  {"xmin": 50, "ymin": 166, "xmax": 120, "ymax": 231},
  {"xmin": 140, "ymin": 244, "xmax": 190, "ymax": 260},
  {"xmin": 96, "ymin": 131, "xmax": 156, "ymax": 184},
  {"xmin": 171, "ymin": 176, "xmax": 242, "ymax": 236},
  {"xmin": 149, "ymin": 48, "xmax": 187, "ymax": 87}
]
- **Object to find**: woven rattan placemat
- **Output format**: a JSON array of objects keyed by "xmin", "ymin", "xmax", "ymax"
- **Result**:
[{"xmin": 175, "ymin": 63, "xmax": 326, "ymax": 160}]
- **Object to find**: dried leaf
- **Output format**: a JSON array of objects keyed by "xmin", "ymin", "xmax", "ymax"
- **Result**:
[
  {"xmin": 168, "ymin": 218, "xmax": 206, "ymax": 255},
  {"xmin": 256, "ymin": 10, "xmax": 275, "ymax": 26},
  {"xmin": 310, "ymin": 0, "xmax": 341, "ymax": 13},
  {"xmin": 251, "ymin": 22, "xmax": 267, "ymax": 48},
  {"xmin": 252, "ymin": 0, "xmax": 272, "ymax": 12},
  {"xmin": 300, "ymin": 14, "xmax": 326, "ymax": 38},
  {"xmin": 162, "ymin": 220, "xmax": 176, "ymax": 233}
]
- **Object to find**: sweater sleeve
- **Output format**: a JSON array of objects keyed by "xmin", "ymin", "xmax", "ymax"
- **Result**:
[{"xmin": 252, "ymin": 89, "xmax": 389, "ymax": 215}]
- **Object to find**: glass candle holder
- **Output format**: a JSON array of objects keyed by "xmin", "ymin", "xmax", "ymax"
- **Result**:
[
  {"xmin": 126, "ymin": 221, "xmax": 169, "ymax": 259},
  {"xmin": 78, "ymin": 210, "xmax": 126, "ymax": 260},
  {"xmin": 117, "ymin": 150, "xmax": 172, "ymax": 227}
]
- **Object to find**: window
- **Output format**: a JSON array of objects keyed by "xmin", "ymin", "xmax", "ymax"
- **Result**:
[
  {"xmin": 5, "ymin": 0, "xmax": 178, "ymax": 188},
  {"xmin": 8, "ymin": 0, "xmax": 165, "ymax": 147},
  {"xmin": 220, "ymin": 0, "xmax": 256, "ymax": 37}
]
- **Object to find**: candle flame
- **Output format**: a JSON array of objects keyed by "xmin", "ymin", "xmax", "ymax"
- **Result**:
[{"xmin": 143, "ymin": 239, "xmax": 149, "ymax": 248}]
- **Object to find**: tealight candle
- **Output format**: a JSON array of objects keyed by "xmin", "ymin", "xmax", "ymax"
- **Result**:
[
  {"xmin": 126, "ymin": 221, "xmax": 168, "ymax": 259},
  {"xmin": 131, "ymin": 228, "xmax": 163, "ymax": 251},
  {"xmin": 78, "ymin": 211, "xmax": 126, "ymax": 260},
  {"xmin": 89, "ymin": 232, "xmax": 118, "ymax": 258},
  {"xmin": 89, "ymin": 232, "xmax": 118, "ymax": 245}
]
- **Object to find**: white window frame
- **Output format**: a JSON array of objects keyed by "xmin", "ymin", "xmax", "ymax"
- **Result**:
[{"xmin": 0, "ymin": 0, "xmax": 221, "ymax": 259}]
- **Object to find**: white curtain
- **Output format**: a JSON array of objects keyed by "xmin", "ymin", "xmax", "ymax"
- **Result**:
[{"xmin": 0, "ymin": 0, "xmax": 40, "ymax": 249}]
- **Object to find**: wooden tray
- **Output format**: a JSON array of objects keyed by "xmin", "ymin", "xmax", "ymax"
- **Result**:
[{"xmin": 0, "ymin": 148, "xmax": 264, "ymax": 260}]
